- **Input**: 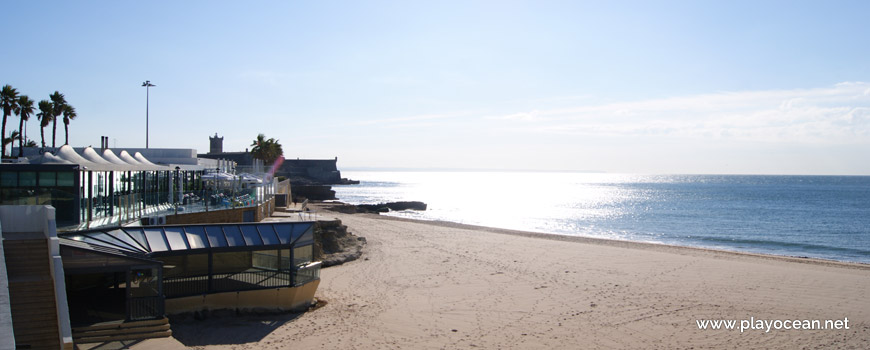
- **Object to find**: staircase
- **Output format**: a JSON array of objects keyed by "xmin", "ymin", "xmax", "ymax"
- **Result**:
[
  {"xmin": 4, "ymin": 238, "xmax": 62, "ymax": 350},
  {"xmin": 72, "ymin": 317, "xmax": 172, "ymax": 344}
]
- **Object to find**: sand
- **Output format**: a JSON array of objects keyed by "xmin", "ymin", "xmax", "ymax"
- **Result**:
[{"xmin": 135, "ymin": 211, "xmax": 870, "ymax": 349}]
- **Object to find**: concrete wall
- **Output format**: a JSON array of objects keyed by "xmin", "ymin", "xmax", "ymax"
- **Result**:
[{"xmin": 165, "ymin": 280, "xmax": 320, "ymax": 314}]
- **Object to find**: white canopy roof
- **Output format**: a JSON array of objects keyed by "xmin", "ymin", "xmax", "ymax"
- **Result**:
[
  {"xmin": 118, "ymin": 150, "xmax": 143, "ymax": 165},
  {"xmin": 81, "ymin": 147, "xmax": 113, "ymax": 164},
  {"xmin": 101, "ymin": 149, "xmax": 130, "ymax": 165},
  {"xmin": 30, "ymin": 145, "xmax": 169, "ymax": 171}
]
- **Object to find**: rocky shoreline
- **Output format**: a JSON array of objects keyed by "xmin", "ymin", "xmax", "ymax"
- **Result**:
[
  {"xmin": 317, "ymin": 201, "xmax": 427, "ymax": 214},
  {"xmin": 314, "ymin": 218, "xmax": 366, "ymax": 267}
]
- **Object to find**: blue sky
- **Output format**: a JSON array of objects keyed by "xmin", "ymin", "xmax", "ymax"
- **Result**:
[{"xmin": 2, "ymin": 1, "xmax": 869, "ymax": 174}]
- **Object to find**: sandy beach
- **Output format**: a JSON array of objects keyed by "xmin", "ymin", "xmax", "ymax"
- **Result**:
[{"xmin": 137, "ymin": 210, "xmax": 870, "ymax": 349}]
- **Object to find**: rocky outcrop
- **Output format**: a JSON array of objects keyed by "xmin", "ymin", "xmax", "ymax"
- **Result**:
[
  {"xmin": 357, "ymin": 201, "xmax": 427, "ymax": 212},
  {"xmin": 314, "ymin": 219, "xmax": 365, "ymax": 267},
  {"xmin": 319, "ymin": 201, "xmax": 428, "ymax": 214}
]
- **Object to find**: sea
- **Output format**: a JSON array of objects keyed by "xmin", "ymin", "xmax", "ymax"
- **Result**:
[{"xmin": 333, "ymin": 171, "xmax": 870, "ymax": 264}]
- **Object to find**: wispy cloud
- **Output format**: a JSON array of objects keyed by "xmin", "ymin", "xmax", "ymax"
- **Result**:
[
  {"xmin": 352, "ymin": 110, "xmax": 476, "ymax": 126},
  {"xmin": 489, "ymin": 82, "xmax": 870, "ymax": 143}
]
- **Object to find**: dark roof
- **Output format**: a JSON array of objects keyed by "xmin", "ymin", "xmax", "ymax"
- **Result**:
[{"xmin": 60, "ymin": 222, "xmax": 315, "ymax": 256}]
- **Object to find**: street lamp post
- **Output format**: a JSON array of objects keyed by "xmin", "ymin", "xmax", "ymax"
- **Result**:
[{"xmin": 142, "ymin": 80, "xmax": 156, "ymax": 148}]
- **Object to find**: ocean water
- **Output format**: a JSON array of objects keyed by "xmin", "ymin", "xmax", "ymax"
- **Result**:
[{"xmin": 332, "ymin": 172, "xmax": 870, "ymax": 264}]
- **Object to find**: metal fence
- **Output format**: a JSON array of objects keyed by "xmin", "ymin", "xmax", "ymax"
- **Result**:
[
  {"xmin": 163, "ymin": 269, "xmax": 295, "ymax": 298},
  {"xmin": 128, "ymin": 296, "xmax": 165, "ymax": 321},
  {"xmin": 294, "ymin": 262, "xmax": 321, "ymax": 286}
]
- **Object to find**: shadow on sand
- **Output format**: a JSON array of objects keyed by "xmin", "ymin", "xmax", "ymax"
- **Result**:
[{"xmin": 168, "ymin": 311, "xmax": 304, "ymax": 346}]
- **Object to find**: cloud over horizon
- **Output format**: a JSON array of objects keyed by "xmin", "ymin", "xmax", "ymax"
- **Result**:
[{"xmin": 488, "ymin": 82, "xmax": 870, "ymax": 145}]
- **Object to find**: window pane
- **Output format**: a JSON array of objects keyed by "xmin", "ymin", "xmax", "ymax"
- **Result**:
[
  {"xmin": 258, "ymin": 224, "xmax": 284, "ymax": 244},
  {"xmin": 223, "ymin": 225, "xmax": 245, "ymax": 247},
  {"xmin": 39, "ymin": 172, "xmax": 56, "ymax": 186},
  {"xmin": 293, "ymin": 245, "xmax": 313, "ymax": 267},
  {"xmin": 143, "ymin": 228, "xmax": 168, "ymax": 252},
  {"xmin": 123, "ymin": 228, "xmax": 150, "ymax": 251},
  {"xmin": 256, "ymin": 225, "xmax": 279, "ymax": 245},
  {"xmin": 158, "ymin": 254, "xmax": 209, "ymax": 278},
  {"xmin": 239, "ymin": 225, "xmax": 263, "ymax": 246},
  {"xmin": 164, "ymin": 227, "xmax": 189, "ymax": 251},
  {"xmin": 107, "ymin": 229, "xmax": 148, "ymax": 252},
  {"xmin": 295, "ymin": 226, "xmax": 314, "ymax": 246},
  {"xmin": 184, "ymin": 226, "xmax": 209, "ymax": 249},
  {"xmin": 57, "ymin": 172, "xmax": 75, "ymax": 186},
  {"xmin": 205, "ymin": 226, "xmax": 228, "ymax": 247},
  {"xmin": 212, "ymin": 251, "xmax": 252, "ymax": 274},
  {"xmin": 0, "ymin": 172, "xmax": 16, "ymax": 187},
  {"xmin": 252, "ymin": 250, "xmax": 279, "ymax": 270},
  {"xmin": 19, "ymin": 172, "xmax": 36, "ymax": 186}
]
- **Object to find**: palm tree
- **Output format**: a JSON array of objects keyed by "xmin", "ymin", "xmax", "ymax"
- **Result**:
[
  {"xmin": 250, "ymin": 133, "xmax": 284, "ymax": 164},
  {"xmin": 62, "ymin": 104, "xmax": 76, "ymax": 145},
  {"xmin": 37, "ymin": 100, "xmax": 53, "ymax": 148},
  {"xmin": 49, "ymin": 91, "xmax": 66, "ymax": 148},
  {"xmin": 2, "ymin": 130, "xmax": 20, "ymax": 153},
  {"xmin": 15, "ymin": 95, "xmax": 35, "ymax": 157},
  {"xmin": 1, "ymin": 85, "xmax": 20, "ymax": 157}
]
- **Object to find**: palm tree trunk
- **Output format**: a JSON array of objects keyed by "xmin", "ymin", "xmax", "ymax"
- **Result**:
[
  {"xmin": 18, "ymin": 117, "xmax": 24, "ymax": 157},
  {"xmin": 1, "ymin": 114, "xmax": 7, "ymax": 157},
  {"xmin": 64, "ymin": 122, "xmax": 69, "ymax": 145},
  {"xmin": 40, "ymin": 125, "xmax": 46, "ymax": 148},
  {"xmin": 52, "ymin": 119, "xmax": 57, "ymax": 148}
]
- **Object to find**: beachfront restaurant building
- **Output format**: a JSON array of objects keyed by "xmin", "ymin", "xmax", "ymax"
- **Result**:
[
  {"xmin": 1, "ymin": 205, "xmax": 321, "ymax": 346},
  {"xmin": 1, "ymin": 145, "xmax": 274, "ymax": 231},
  {"xmin": 59, "ymin": 221, "xmax": 321, "ymax": 325}
]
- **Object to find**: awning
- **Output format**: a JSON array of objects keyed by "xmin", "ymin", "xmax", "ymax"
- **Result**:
[{"xmin": 60, "ymin": 222, "xmax": 316, "ymax": 256}]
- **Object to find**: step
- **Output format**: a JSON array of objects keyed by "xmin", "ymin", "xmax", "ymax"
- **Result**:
[
  {"xmin": 9, "ymin": 338, "xmax": 60, "ymax": 349},
  {"xmin": 71, "ymin": 317, "xmax": 169, "ymax": 332},
  {"xmin": 74, "ymin": 324, "xmax": 170, "ymax": 338},
  {"xmin": 74, "ymin": 329, "xmax": 172, "ymax": 344},
  {"xmin": 13, "ymin": 323, "xmax": 60, "ymax": 338}
]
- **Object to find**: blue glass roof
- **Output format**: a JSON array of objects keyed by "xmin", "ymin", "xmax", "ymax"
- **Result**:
[{"xmin": 61, "ymin": 222, "xmax": 315, "ymax": 255}]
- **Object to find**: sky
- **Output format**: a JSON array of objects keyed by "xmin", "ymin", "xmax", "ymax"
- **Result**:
[{"xmin": 2, "ymin": 1, "xmax": 869, "ymax": 174}]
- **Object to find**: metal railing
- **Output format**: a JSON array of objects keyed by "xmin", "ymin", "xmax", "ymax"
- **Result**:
[
  {"xmin": 163, "ymin": 269, "xmax": 294, "ymax": 298},
  {"xmin": 128, "ymin": 296, "xmax": 164, "ymax": 321},
  {"xmin": 294, "ymin": 262, "xmax": 321, "ymax": 286}
]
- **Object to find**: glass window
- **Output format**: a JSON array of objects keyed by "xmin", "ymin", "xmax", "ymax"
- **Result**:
[
  {"xmin": 258, "ymin": 224, "xmax": 283, "ymax": 244},
  {"xmin": 240, "ymin": 225, "xmax": 264, "ymax": 246},
  {"xmin": 0, "ymin": 172, "xmax": 16, "ymax": 187},
  {"xmin": 107, "ymin": 229, "xmax": 148, "ymax": 252},
  {"xmin": 39, "ymin": 172, "xmax": 56, "ymax": 186},
  {"xmin": 252, "ymin": 250, "xmax": 279, "ymax": 270},
  {"xmin": 184, "ymin": 226, "xmax": 209, "ymax": 249},
  {"xmin": 124, "ymin": 228, "xmax": 150, "ymax": 251},
  {"xmin": 143, "ymin": 228, "xmax": 168, "ymax": 252},
  {"xmin": 293, "ymin": 245, "xmax": 313, "ymax": 267},
  {"xmin": 19, "ymin": 172, "xmax": 36, "ymax": 187},
  {"xmin": 279, "ymin": 249, "xmax": 291, "ymax": 270},
  {"xmin": 158, "ymin": 254, "xmax": 209, "ymax": 279},
  {"xmin": 89, "ymin": 232, "xmax": 138, "ymax": 252},
  {"xmin": 256, "ymin": 225, "xmax": 280, "ymax": 245},
  {"xmin": 212, "ymin": 251, "xmax": 252, "ymax": 274},
  {"xmin": 223, "ymin": 225, "xmax": 245, "ymax": 247},
  {"xmin": 57, "ymin": 172, "xmax": 74, "ymax": 186},
  {"xmin": 163, "ymin": 227, "xmax": 189, "ymax": 251},
  {"xmin": 275, "ymin": 223, "xmax": 294, "ymax": 243},
  {"xmin": 205, "ymin": 226, "xmax": 228, "ymax": 247},
  {"xmin": 295, "ymin": 226, "xmax": 314, "ymax": 246}
]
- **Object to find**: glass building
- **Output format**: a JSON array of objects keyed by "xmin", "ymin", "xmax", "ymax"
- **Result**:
[
  {"xmin": 1, "ymin": 145, "xmax": 276, "ymax": 231},
  {"xmin": 59, "ymin": 221, "xmax": 320, "ymax": 324}
]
